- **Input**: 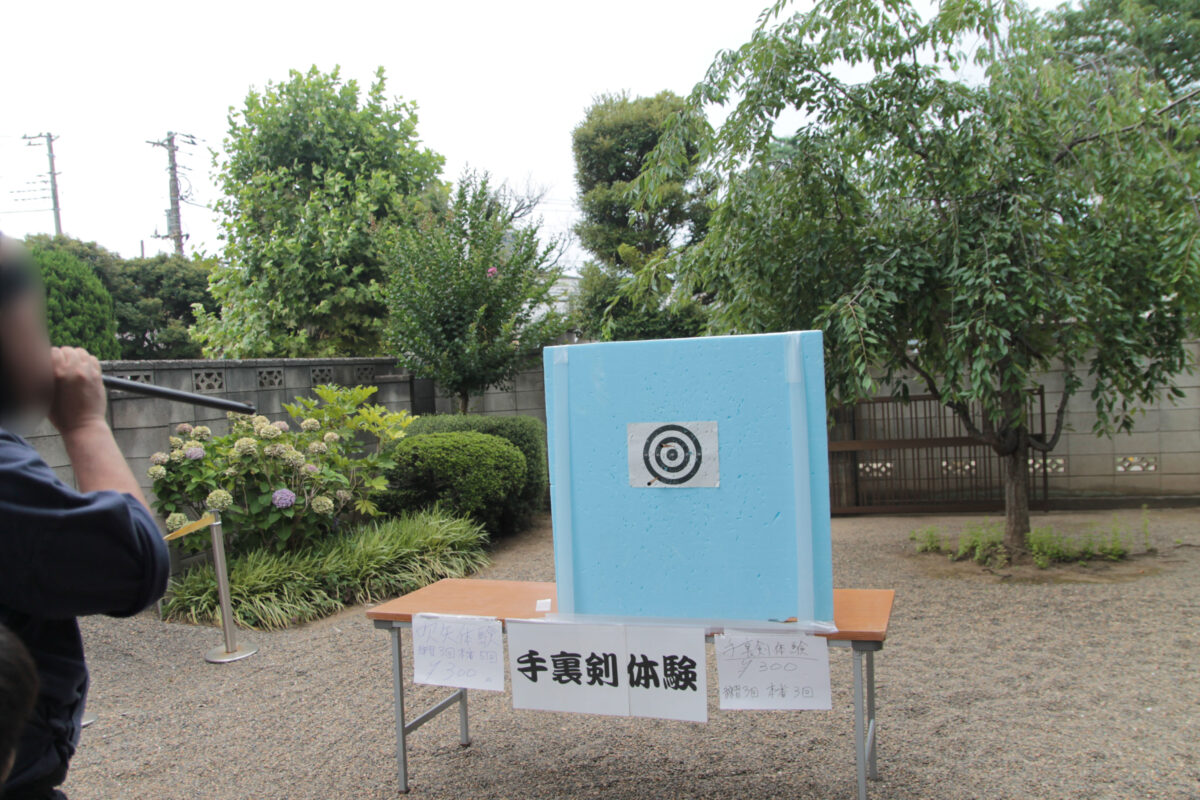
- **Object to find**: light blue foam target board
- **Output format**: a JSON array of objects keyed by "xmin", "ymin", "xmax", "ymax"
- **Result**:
[{"xmin": 543, "ymin": 330, "xmax": 834, "ymax": 626}]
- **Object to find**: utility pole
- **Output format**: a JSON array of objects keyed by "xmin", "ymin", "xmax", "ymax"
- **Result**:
[
  {"xmin": 147, "ymin": 131, "xmax": 189, "ymax": 256},
  {"xmin": 22, "ymin": 132, "xmax": 62, "ymax": 235}
]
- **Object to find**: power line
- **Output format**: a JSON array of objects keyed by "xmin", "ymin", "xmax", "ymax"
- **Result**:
[{"xmin": 21, "ymin": 133, "xmax": 62, "ymax": 235}]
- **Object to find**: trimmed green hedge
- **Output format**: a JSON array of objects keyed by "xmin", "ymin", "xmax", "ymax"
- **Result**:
[
  {"xmin": 405, "ymin": 414, "xmax": 548, "ymax": 528},
  {"xmin": 380, "ymin": 431, "xmax": 526, "ymax": 535}
]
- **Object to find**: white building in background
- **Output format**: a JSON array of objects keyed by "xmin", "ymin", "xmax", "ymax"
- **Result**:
[{"xmin": 549, "ymin": 273, "xmax": 580, "ymax": 316}]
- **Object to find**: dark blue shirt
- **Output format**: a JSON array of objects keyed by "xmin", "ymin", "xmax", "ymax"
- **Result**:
[{"xmin": 0, "ymin": 427, "xmax": 169, "ymax": 794}]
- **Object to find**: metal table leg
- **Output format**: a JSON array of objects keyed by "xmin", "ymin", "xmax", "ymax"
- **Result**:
[
  {"xmin": 459, "ymin": 687, "xmax": 471, "ymax": 746},
  {"xmin": 866, "ymin": 649, "xmax": 878, "ymax": 779},
  {"xmin": 385, "ymin": 623, "xmax": 474, "ymax": 794},
  {"xmin": 852, "ymin": 648, "xmax": 868, "ymax": 800},
  {"xmin": 390, "ymin": 628, "xmax": 409, "ymax": 793}
]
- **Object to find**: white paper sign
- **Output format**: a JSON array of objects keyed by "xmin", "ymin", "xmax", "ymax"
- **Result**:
[
  {"xmin": 508, "ymin": 621, "xmax": 630, "ymax": 716},
  {"xmin": 714, "ymin": 631, "xmax": 832, "ymax": 710},
  {"xmin": 507, "ymin": 622, "xmax": 709, "ymax": 722},
  {"xmin": 412, "ymin": 613, "xmax": 505, "ymax": 692},
  {"xmin": 626, "ymin": 625, "xmax": 707, "ymax": 722},
  {"xmin": 627, "ymin": 421, "xmax": 719, "ymax": 488}
]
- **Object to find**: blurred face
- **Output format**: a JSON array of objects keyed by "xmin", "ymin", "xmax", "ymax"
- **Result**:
[{"xmin": 0, "ymin": 277, "xmax": 54, "ymax": 419}]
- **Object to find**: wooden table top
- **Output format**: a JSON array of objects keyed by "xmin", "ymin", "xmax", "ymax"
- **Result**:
[{"xmin": 368, "ymin": 580, "xmax": 893, "ymax": 642}]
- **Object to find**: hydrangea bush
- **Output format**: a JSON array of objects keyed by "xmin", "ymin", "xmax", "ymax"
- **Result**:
[{"xmin": 150, "ymin": 385, "xmax": 412, "ymax": 552}]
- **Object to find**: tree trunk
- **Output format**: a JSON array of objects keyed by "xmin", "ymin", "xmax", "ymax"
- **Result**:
[
  {"xmin": 457, "ymin": 392, "xmax": 470, "ymax": 414},
  {"xmin": 1002, "ymin": 441, "xmax": 1031, "ymax": 556}
]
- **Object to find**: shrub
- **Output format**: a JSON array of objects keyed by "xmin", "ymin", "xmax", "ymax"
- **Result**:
[
  {"xmin": 380, "ymin": 431, "xmax": 526, "ymax": 535},
  {"xmin": 150, "ymin": 385, "xmax": 410, "ymax": 553},
  {"xmin": 163, "ymin": 508, "xmax": 489, "ymax": 631},
  {"xmin": 911, "ymin": 518, "xmax": 1132, "ymax": 569},
  {"xmin": 909, "ymin": 525, "xmax": 945, "ymax": 554},
  {"xmin": 405, "ymin": 414, "xmax": 548, "ymax": 528},
  {"xmin": 31, "ymin": 246, "xmax": 120, "ymax": 359}
]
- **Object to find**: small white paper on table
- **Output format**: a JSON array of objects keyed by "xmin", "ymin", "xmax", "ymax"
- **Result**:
[
  {"xmin": 508, "ymin": 620, "xmax": 630, "ymax": 716},
  {"xmin": 714, "ymin": 630, "xmax": 832, "ymax": 710},
  {"xmin": 626, "ymin": 625, "xmax": 707, "ymax": 723},
  {"xmin": 412, "ymin": 613, "xmax": 504, "ymax": 692}
]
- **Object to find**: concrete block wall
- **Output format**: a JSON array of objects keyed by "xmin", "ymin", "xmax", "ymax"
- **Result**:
[
  {"xmin": 1034, "ymin": 340, "xmax": 1200, "ymax": 497},
  {"xmin": 871, "ymin": 340, "xmax": 1200, "ymax": 499},
  {"xmin": 21, "ymin": 357, "xmax": 547, "ymax": 500},
  {"xmin": 18, "ymin": 341, "xmax": 1197, "ymax": 506},
  {"xmin": 22, "ymin": 358, "xmax": 413, "ymax": 495},
  {"xmin": 432, "ymin": 367, "xmax": 547, "ymax": 422}
]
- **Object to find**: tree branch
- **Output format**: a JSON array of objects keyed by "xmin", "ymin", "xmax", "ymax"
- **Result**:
[
  {"xmin": 1052, "ymin": 86, "xmax": 1200, "ymax": 164},
  {"xmin": 900, "ymin": 353, "xmax": 1003, "ymax": 448},
  {"xmin": 1028, "ymin": 388, "xmax": 1070, "ymax": 452}
]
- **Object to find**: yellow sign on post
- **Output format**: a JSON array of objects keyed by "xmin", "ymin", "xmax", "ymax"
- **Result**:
[{"xmin": 163, "ymin": 513, "xmax": 215, "ymax": 541}]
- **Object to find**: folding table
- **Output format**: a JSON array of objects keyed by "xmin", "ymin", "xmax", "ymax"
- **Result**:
[{"xmin": 368, "ymin": 579, "xmax": 894, "ymax": 800}]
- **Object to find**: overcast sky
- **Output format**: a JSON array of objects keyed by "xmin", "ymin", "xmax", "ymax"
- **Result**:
[{"xmin": 0, "ymin": 0, "xmax": 784, "ymax": 266}]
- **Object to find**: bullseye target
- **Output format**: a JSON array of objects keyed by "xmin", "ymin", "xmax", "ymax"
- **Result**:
[{"xmin": 627, "ymin": 421, "xmax": 719, "ymax": 488}]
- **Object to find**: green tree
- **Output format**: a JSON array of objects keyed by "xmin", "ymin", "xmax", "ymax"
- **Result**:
[
  {"xmin": 383, "ymin": 171, "xmax": 566, "ymax": 413},
  {"xmin": 30, "ymin": 246, "xmax": 120, "ymax": 359},
  {"xmin": 24, "ymin": 234, "xmax": 213, "ymax": 359},
  {"xmin": 634, "ymin": 0, "xmax": 1200, "ymax": 554},
  {"xmin": 1049, "ymin": 0, "xmax": 1200, "ymax": 98},
  {"xmin": 102, "ymin": 254, "xmax": 212, "ymax": 360},
  {"xmin": 571, "ymin": 91, "xmax": 710, "ymax": 340},
  {"xmin": 572, "ymin": 261, "xmax": 706, "ymax": 341},
  {"xmin": 193, "ymin": 66, "xmax": 445, "ymax": 357}
]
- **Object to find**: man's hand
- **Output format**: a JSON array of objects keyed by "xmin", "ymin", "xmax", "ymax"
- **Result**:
[
  {"xmin": 47, "ymin": 346, "xmax": 108, "ymax": 435},
  {"xmin": 47, "ymin": 347, "xmax": 149, "ymax": 506}
]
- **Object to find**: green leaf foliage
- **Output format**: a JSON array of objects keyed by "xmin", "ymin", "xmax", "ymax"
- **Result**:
[
  {"xmin": 380, "ymin": 431, "xmax": 527, "ymax": 536},
  {"xmin": 405, "ymin": 414, "xmax": 549, "ymax": 529},
  {"xmin": 151, "ymin": 386, "xmax": 412, "ymax": 554},
  {"xmin": 632, "ymin": 0, "xmax": 1200, "ymax": 544},
  {"xmin": 382, "ymin": 171, "xmax": 567, "ymax": 411},
  {"xmin": 1049, "ymin": 0, "xmax": 1200, "ymax": 98},
  {"xmin": 572, "ymin": 260, "xmax": 708, "ymax": 341},
  {"xmin": 163, "ymin": 509, "xmax": 489, "ymax": 631},
  {"xmin": 30, "ymin": 245, "xmax": 119, "ymax": 359},
  {"xmin": 571, "ymin": 92, "xmax": 711, "ymax": 340},
  {"xmin": 194, "ymin": 66, "xmax": 446, "ymax": 357},
  {"xmin": 23, "ymin": 235, "xmax": 212, "ymax": 360},
  {"xmin": 573, "ymin": 91, "xmax": 708, "ymax": 265}
]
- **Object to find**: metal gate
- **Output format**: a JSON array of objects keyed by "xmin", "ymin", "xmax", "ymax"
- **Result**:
[{"xmin": 828, "ymin": 391, "xmax": 1048, "ymax": 514}]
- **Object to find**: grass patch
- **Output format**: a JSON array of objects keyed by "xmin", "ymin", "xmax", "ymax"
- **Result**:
[
  {"xmin": 909, "ymin": 512, "xmax": 1143, "ymax": 570},
  {"xmin": 163, "ymin": 508, "xmax": 490, "ymax": 631}
]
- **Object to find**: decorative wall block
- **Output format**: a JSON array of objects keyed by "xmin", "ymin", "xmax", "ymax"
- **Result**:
[
  {"xmin": 857, "ymin": 461, "xmax": 894, "ymax": 478},
  {"xmin": 1029, "ymin": 456, "xmax": 1067, "ymax": 475},
  {"xmin": 257, "ymin": 368, "xmax": 283, "ymax": 388},
  {"xmin": 116, "ymin": 372, "xmax": 153, "ymax": 384},
  {"xmin": 311, "ymin": 366, "xmax": 334, "ymax": 385},
  {"xmin": 353, "ymin": 364, "xmax": 376, "ymax": 384},
  {"xmin": 192, "ymin": 370, "xmax": 225, "ymax": 393},
  {"xmin": 941, "ymin": 459, "xmax": 977, "ymax": 475},
  {"xmin": 1116, "ymin": 455, "xmax": 1157, "ymax": 473}
]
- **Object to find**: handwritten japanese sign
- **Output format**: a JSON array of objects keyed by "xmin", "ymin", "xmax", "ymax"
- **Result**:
[
  {"xmin": 714, "ymin": 630, "xmax": 831, "ymax": 710},
  {"xmin": 412, "ymin": 613, "xmax": 504, "ymax": 692},
  {"xmin": 507, "ymin": 621, "xmax": 707, "ymax": 722}
]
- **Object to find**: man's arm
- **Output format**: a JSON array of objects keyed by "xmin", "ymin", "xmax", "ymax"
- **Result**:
[{"xmin": 47, "ymin": 347, "xmax": 148, "ymax": 507}]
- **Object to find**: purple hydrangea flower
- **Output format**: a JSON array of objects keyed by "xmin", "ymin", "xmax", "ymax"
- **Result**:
[
  {"xmin": 273, "ymin": 420, "xmax": 290, "ymax": 431},
  {"xmin": 184, "ymin": 446, "xmax": 205, "ymax": 460},
  {"xmin": 272, "ymin": 489, "xmax": 296, "ymax": 509}
]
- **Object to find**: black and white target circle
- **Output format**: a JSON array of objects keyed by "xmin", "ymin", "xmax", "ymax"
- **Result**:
[{"xmin": 642, "ymin": 424, "xmax": 703, "ymax": 485}]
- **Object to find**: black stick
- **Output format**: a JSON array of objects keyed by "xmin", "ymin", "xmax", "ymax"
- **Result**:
[{"xmin": 102, "ymin": 376, "xmax": 257, "ymax": 415}]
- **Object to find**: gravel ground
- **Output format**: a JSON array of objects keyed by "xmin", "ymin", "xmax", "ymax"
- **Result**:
[{"xmin": 65, "ymin": 508, "xmax": 1199, "ymax": 800}]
